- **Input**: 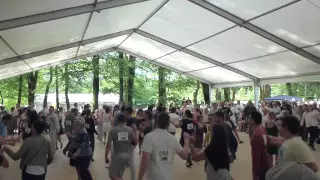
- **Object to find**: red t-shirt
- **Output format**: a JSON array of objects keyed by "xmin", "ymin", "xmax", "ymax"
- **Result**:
[{"xmin": 250, "ymin": 127, "xmax": 271, "ymax": 178}]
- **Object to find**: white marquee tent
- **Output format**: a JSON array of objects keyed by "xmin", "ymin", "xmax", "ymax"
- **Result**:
[{"xmin": 1, "ymin": 0, "xmax": 320, "ymax": 92}]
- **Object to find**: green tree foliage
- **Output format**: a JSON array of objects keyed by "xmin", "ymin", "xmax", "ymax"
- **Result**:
[{"xmin": 1, "ymin": 52, "xmax": 320, "ymax": 110}]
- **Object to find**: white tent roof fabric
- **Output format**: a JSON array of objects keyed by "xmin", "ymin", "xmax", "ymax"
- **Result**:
[{"xmin": 1, "ymin": 0, "xmax": 320, "ymax": 88}]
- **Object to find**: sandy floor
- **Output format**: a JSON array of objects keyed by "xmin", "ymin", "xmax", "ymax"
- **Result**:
[{"xmin": 1, "ymin": 130, "xmax": 320, "ymax": 180}]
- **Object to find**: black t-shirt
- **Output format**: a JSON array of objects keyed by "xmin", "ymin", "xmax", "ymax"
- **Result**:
[
  {"xmin": 127, "ymin": 117, "xmax": 137, "ymax": 127},
  {"xmin": 224, "ymin": 121, "xmax": 238, "ymax": 151},
  {"xmin": 180, "ymin": 118, "xmax": 196, "ymax": 146},
  {"xmin": 220, "ymin": 107, "xmax": 232, "ymax": 116}
]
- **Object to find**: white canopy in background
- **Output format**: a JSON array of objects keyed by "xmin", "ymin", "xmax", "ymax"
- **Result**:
[{"xmin": 0, "ymin": 0, "xmax": 320, "ymax": 88}]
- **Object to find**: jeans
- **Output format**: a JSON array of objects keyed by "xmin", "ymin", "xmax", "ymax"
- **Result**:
[
  {"xmin": 128, "ymin": 146, "xmax": 136, "ymax": 180},
  {"xmin": 22, "ymin": 167, "xmax": 46, "ymax": 180},
  {"xmin": 75, "ymin": 156, "xmax": 92, "ymax": 180},
  {"xmin": 89, "ymin": 133, "xmax": 95, "ymax": 156},
  {"xmin": 63, "ymin": 134, "xmax": 72, "ymax": 152}
]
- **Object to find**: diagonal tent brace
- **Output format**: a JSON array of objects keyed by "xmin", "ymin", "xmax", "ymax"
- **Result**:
[
  {"xmin": 0, "ymin": 29, "xmax": 134, "ymax": 66},
  {"xmin": 0, "ymin": 0, "xmax": 150, "ymax": 31},
  {"xmin": 189, "ymin": 0, "xmax": 320, "ymax": 65},
  {"xmin": 117, "ymin": 48, "xmax": 213, "ymax": 84},
  {"xmin": 135, "ymin": 30, "xmax": 258, "ymax": 81}
]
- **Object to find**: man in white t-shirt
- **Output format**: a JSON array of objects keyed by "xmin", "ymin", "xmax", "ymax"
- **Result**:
[
  {"xmin": 300, "ymin": 104, "xmax": 320, "ymax": 151},
  {"xmin": 277, "ymin": 116, "xmax": 320, "ymax": 177},
  {"xmin": 168, "ymin": 107, "xmax": 180, "ymax": 135},
  {"xmin": 138, "ymin": 112, "xmax": 191, "ymax": 180}
]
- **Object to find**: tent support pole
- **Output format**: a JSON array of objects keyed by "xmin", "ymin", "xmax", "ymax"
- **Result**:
[
  {"xmin": 253, "ymin": 81, "xmax": 260, "ymax": 109},
  {"xmin": 209, "ymin": 84, "xmax": 213, "ymax": 106}
]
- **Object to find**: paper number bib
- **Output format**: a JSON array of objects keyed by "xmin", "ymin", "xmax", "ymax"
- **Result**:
[
  {"xmin": 84, "ymin": 123, "xmax": 90, "ymax": 129},
  {"xmin": 157, "ymin": 148, "xmax": 171, "ymax": 163},
  {"xmin": 118, "ymin": 132, "xmax": 128, "ymax": 141},
  {"xmin": 65, "ymin": 120, "xmax": 71, "ymax": 126},
  {"xmin": 23, "ymin": 123, "xmax": 28, "ymax": 128},
  {"xmin": 25, "ymin": 127, "xmax": 31, "ymax": 133},
  {"xmin": 187, "ymin": 123, "xmax": 193, "ymax": 130}
]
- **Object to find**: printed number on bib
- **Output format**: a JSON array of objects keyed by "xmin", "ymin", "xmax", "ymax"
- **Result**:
[
  {"xmin": 157, "ymin": 148, "xmax": 170, "ymax": 163},
  {"xmin": 25, "ymin": 127, "xmax": 31, "ymax": 133},
  {"xmin": 187, "ymin": 123, "xmax": 193, "ymax": 130},
  {"xmin": 23, "ymin": 123, "xmax": 28, "ymax": 128},
  {"xmin": 118, "ymin": 132, "xmax": 128, "ymax": 141},
  {"xmin": 65, "ymin": 120, "xmax": 71, "ymax": 126},
  {"xmin": 84, "ymin": 123, "xmax": 90, "ymax": 129}
]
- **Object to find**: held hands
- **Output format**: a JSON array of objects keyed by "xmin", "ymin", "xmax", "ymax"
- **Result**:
[{"xmin": 183, "ymin": 132, "xmax": 196, "ymax": 144}]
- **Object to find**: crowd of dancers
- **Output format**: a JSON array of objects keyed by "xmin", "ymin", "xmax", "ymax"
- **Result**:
[{"xmin": 0, "ymin": 99, "xmax": 319, "ymax": 180}]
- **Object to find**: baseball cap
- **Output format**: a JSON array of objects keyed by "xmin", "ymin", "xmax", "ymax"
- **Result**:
[{"xmin": 266, "ymin": 162, "xmax": 320, "ymax": 180}]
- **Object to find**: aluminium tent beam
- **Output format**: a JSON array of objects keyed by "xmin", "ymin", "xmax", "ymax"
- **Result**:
[
  {"xmin": 117, "ymin": 48, "xmax": 213, "ymax": 84},
  {"xmin": 135, "ymin": 29, "xmax": 258, "ymax": 81},
  {"xmin": 0, "ymin": 0, "xmax": 149, "ymax": 31},
  {"xmin": 0, "ymin": 29, "xmax": 134, "ymax": 66},
  {"xmin": 189, "ymin": 0, "xmax": 320, "ymax": 65},
  {"xmin": 0, "ymin": 47, "xmax": 115, "ymax": 81}
]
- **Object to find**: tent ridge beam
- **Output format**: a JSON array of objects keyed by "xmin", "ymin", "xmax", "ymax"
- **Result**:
[
  {"xmin": 135, "ymin": 29, "xmax": 258, "ymax": 81},
  {"xmin": 116, "ymin": 48, "xmax": 212, "ymax": 84},
  {"xmin": 116, "ymin": 0, "xmax": 169, "ymax": 48},
  {"xmin": 0, "ymin": 29, "xmax": 134, "ymax": 66},
  {"xmin": 189, "ymin": 0, "xmax": 320, "ymax": 65},
  {"xmin": 0, "ymin": 0, "xmax": 150, "ymax": 31}
]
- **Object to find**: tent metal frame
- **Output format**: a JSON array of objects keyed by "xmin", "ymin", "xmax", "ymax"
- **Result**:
[
  {"xmin": 0, "ymin": 0, "xmax": 150, "ymax": 31},
  {"xmin": 0, "ymin": 0, "xmax": 320, "ymax": 91},
  {"xmin": 189, "ymin": 0, "xmax": 320, "ymax": 66}
]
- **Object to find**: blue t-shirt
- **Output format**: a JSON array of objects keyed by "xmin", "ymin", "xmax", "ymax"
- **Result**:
[{"xmin": 0, "ymin": 121, "xmax": 6, "ymax": 137}]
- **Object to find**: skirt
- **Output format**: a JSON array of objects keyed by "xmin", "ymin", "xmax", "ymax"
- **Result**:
[{"xmin": 102, "ymin": 121, "xmax": 111, "ymax": 134}]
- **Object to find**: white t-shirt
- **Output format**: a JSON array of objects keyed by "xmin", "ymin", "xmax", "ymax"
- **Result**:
[
  {"xmin": 278, "ymin": 137, "xmax": 315, "ymax": 164},
  {"xmin": 168, "ymin": 113, "xmax": 179, "ymax": 133},
  {"xmin": 142, "ymin": 129, "xmax": 183, "ymax": 180},
  {"xmin": 301, "ymin": 110, "xmax": 319, "ymax": 127}
]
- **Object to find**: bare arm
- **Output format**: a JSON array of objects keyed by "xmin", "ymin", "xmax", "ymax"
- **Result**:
[
  {"xmin": 190, "ymin": 144, "xmax": 206, "ymax": 162},
  {"xmin": 138, "ymin": 152, "xmax": 150, "ymax": 180}
]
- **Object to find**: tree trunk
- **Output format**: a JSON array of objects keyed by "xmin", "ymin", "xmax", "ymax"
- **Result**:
[
  {"xmin": 127, "ymin": 55, "xmax": 135, "ymax": 106},
  {"xmin": 193, "ymin": 81, "xmax": 200, "ymax": 105},
  {"xmin": 215, "ymin": 88, "xmax": 221, "ymax": 101},
  {"xmin": 43, "ymin": 67, "xmax": 53, "ymax": 108},
  {"xmin": 286, "ymin": 83, "xmax": 293, "ymax": 96},
  {"xmin": 202, "ymin": 83, "xmax": 210, "ymax": 105},
  {"xmin": 17, "ymin": 75, "xmax": 23, "ymax": 105},
  {"xmin": 158, "ymin": 67, "xmax": 166, "ymax": 105},
  {"xmin": 0, "ymin": 90, "xmax": 3, "ymax": 105},
  {"xmin": 64, "ymin": 63, "xmax": 70, "ymax": 111},
  {"xmin": 118, "ymin": 52, "xmax": 124, "ymax": 106},
  {"xmin": 55, "ymin": 66, "xmax": 59, "ymax": 109},
  {"xmin": 260, "ymin": 85, "xmax": 271, "ymax": 100},
  {"xmin": 223, "ymin": 88, "xmax": 230, "ymax": 101},
  {"xmin": 92, "ymin": 55, "xmax": 100, "ymax": 111},
  {"xmin": 231, "ymin": 88, "xmax": 236, "ymax": 101},
  {"xmin": 27, "ymin": 71, "xmax": 39, "ymax": 106}
]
